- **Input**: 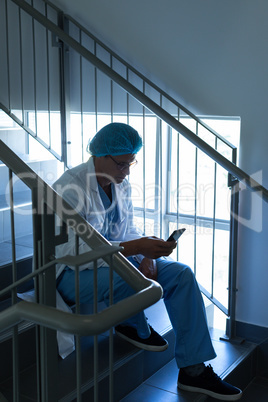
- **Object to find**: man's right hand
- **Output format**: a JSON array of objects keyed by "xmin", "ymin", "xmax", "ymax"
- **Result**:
[{"xmin": 120, "ymin": 236, "xmax": 177, "ymax": 259}]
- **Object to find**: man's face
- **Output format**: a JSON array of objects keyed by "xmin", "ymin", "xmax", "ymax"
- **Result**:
[{"xmin": 98, "ymin": 153, "xmax": 137, "ymax": 184}]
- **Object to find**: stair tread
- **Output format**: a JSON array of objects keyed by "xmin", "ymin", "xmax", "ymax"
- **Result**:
[{"xmin": 0, "ymin": 298, "xmax": 257, "ymax": 401}]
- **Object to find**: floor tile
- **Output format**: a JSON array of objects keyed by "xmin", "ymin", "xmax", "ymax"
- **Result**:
[
  {"xmin": 239, "ymin": 377, "xmax": 268, "ymax": 401},
  {"xmin": 121, "ymin": 382, "xmax": 194, "ymax": 402}
]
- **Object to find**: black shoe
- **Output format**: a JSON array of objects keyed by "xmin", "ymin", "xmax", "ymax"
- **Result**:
[
  {"xmin": 177, "ymin": 364, "xmax": 242, "ymax": 401},
  {"xmin": 115, "ymin": 324, "xmax": 168, "ymax": 352}
]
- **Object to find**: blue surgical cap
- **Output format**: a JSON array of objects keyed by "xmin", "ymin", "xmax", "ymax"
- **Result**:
[{"xmin": 87, "ymin": 123, "xmax": 143, "ymax": 156}]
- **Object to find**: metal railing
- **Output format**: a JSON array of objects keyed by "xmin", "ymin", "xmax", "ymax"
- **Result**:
[
  {"xmin": 0, "ymin": 140, "xmax": 162, "ymax": 401},
  {"xmin": 1, "ymin": 0, "xmax": 267, "ymax": 201},
  {"xmin": 0, "ymin": 0, "xmax": 267, "ymax": 334}
]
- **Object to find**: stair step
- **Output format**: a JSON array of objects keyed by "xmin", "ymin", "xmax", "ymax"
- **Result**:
[
  {"xmin": 122, "ymin": 339, "xmax": 258, "ymax": 402},
  {"xmin": 0, "ymin": 296, "xmax": 262, "ymax": 401},
  {"xmin": 0, "ymin": 300, "xmax": 175, "ymax": 401}
]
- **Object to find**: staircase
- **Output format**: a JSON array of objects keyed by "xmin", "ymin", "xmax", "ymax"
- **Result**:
[
  {"xmin": 1, "ymin": 0, "xmax": 268, "ymax": 400},
  {"xmin": 0, "ymin": 287, "xmax": 266, "ymax": 401}
]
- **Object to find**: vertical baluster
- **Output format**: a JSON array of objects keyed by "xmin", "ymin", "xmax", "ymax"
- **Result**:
[
  {"xmin": 79, "ymin": 28, "xmax": 84, "ymax": 163},
  {"xmin": 18, "ymin": 6, "xmax": 24, "ymax": 126},
  {"xmin": 110, "ymin": 54, "xmax": 113, "ymax": 123},
  {"xmin": 193, "ymin": 121, "xmax": 198, "ymax": 275},
  {"xmin": 109, "ymin": 255, "xmax": 114, "ymax": 402},
  {"xmin": 75, "ymin": 234, "xmax": 82, "ymax": 401},
  {"xmin": 5, "ymin": 0, "xmax": 11, "ymax": 111},
  {"xmin": 211, "ymin": 137, "xmax": 218, "ymax": 299},
  {"xmin": 126, "ymin": 67, "xmax": 129, "ymax": 125},
  {"xmin": 31, "ymin": 0, "xmax": 37, "ymax": 137},
  {"xmin": 9, "ymin": 169, "xmax": 19, "ymax": 401},
  {"xmin": 94, "ymin": 40, "xmax": 98, "ymax": 132},
  {"xmin": 159, "ymin": 96, "xmax": 163, "ymax": 238},
  {"xmin": 226, "ymin": 148, "xmax": 239, "ymax": 339},
  {"xmin": 40, "ymin": 200, "xmax": 58, "ymax": 402},
  {"xmin": 142, "ymin": 81, "xmax": 146, "ymax": 233},
  {"xmin": 176, "ymin": 108, "xmax": 180, "ymax": 261},
  {"xmin": 45, "ymin": 2, "xmax": 52, "ymax": 150},
  {"xmin": 93, "ymin": 259, "xmax": 98, "ymax": 402}
]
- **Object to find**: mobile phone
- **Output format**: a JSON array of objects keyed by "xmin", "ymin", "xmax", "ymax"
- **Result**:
[{"xmin": 166, "ymin": 228, "xmax": 186, "ymax": 242}]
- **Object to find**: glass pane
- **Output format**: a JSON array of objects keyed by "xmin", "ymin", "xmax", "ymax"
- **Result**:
[
  {"xmin": 169, "ymin": 133, "xmax": 197, "ymax": 215},
  {"xmin": 169, "ymin": 222, "xmax": 195, "ymax": 270},
  {"xmin": 215, "ymin": 165, "xmax": 231, "ymax": 221},
  {"xmin": 178, "ymin": 136, "xmax": 196, "ymax": 215},
  {"xmin": 213, "ymin": 228, "xmax": 230, "ymax": 308},
  {"xmin": 144, "ymin": 116, "xmax": 157, "ymax": 210},
  {"xmin": 196, "ymin": 150, "xmax": 215, "ymax": 218},
  {"xmin": 36, "ymin": 111, "xmax": 49, "ymax": 146},
  {"xmin": 129, "ymin": 116, "xmax": 144, "ymax": 209},
  {"xmin": 68, "ymin": 112, "xmax": 82, "ymax": 167},
  {"xmin": 50, "ymin": 111, "xmax": 61, "ymax": 156},
  {"xmin": 196, "ymin": 225, "xmax": 213, "ymax": 293},
  {"xmin": 82, "ymin": 113, "xmax": 97, "ymax": 161}
]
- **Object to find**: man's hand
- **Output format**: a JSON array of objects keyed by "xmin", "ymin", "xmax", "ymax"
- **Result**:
[
  {"xmin": 139, "ymin": 258, "xmax": 157, "ymax": 280},
  {"xmin": 137, "ymin": 236, "xmax": 177, "ymax": 259},
  {"xmin": 120, "ymin": 236, "xmax": 177, "ymax": 259}
]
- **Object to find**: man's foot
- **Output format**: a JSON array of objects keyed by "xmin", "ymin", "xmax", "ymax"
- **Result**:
[
  {"xmin": 115, "ymin": 324, "xmax": 168, "ymax": 352},
  {"xmin": 177, "ymin": 364, "xmax": 242, "ymax": 401}
]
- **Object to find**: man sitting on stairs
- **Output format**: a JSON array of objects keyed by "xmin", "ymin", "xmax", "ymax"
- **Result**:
[{"xmin": 53, "ymin": 122, "xmax": 242, "ymax": 401}]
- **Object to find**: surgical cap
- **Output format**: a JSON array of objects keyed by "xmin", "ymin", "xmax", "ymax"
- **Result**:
[{"xmin": 87, "ymin": 123, "xmax": 143, "ymax": 156}]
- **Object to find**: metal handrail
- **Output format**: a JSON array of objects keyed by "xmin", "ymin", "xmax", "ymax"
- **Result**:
[
  {"xmin": 8, "ymin": 0, "xmax": 268, "ymax": 203},
  {"xmin": 0, "ymin": 283, "xmax": 161, "ymax": 336},
  {"xmin": 0, "ymin": 140, "xmax": 163, "ymax": 334}
]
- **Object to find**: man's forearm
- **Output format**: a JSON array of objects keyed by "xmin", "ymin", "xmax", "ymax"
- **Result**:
[{"xmin": 119, "ymin": 238, "xmax": 141, "ymax": 257}]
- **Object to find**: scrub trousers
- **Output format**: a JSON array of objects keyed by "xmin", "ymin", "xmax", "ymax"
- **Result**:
[{"xmin": 57, "ymin": 256, "xmax": 216, "ymax": 368}]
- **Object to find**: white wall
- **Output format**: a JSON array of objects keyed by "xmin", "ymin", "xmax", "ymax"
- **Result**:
[{"xmin": 54, "ymin": 0, "xmax": 268, "ymax": 328}]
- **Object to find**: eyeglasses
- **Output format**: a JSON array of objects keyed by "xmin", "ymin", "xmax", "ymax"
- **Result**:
[{"xmin": 108, "ymin": 155, "xmax": 137, "ymax": 171}]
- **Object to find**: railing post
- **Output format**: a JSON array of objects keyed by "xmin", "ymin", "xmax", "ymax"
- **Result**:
[
  {"xmin": 33, "ymin": 183, "xmax": 58, "ymax": 402},
  {"xmin": 40, "ymin": 200, "xmax": 58, "ymax": 402},
  {"xmin": 58, "ymin": 12, "xmax": 70, "ymax": 169},
  {"xmin": 221, "ymin": 172, "xmax": 242, "ymax": 343}
]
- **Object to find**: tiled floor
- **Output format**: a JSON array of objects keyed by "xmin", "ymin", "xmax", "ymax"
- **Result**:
[{"xmin": 240, "ymin": 377, "xmax": 268, "ymax": 402}]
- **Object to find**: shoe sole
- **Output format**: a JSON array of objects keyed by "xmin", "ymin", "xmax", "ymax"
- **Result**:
[
  {"xmin": 177, "ymin": 382, "xmax": 242, "ymax": 401},
  {"xmin": 115, "ymin": 330, "xmax": 169, "ymax": 352}
]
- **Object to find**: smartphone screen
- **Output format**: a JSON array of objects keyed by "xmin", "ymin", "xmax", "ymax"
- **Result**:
[{"xmin": 166, "ymin": 228, "xmax": 186, "ymax": 242}]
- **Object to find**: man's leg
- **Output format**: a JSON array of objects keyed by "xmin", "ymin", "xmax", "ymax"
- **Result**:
[
  {"xmin": 57, "ymin": 263, "xmax": 151, "ymax": 338},
  {"xmin": 156, "ymin": 257, "xmax": 242, "ymax": 400},
  {"xmin": 156, "ymin": 256, "xmax": 216, "ymax": 368}
]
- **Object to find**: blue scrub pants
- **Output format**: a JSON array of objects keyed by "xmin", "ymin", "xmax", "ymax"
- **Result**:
[{"xmin": 57, "ymin": 256, "xmax": 216, "ymax": 368}]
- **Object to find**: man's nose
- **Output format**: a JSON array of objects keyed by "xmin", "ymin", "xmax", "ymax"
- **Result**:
[{"xmin": 121, "ymin": 164, "xmax": 130, "ymax": 175}]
